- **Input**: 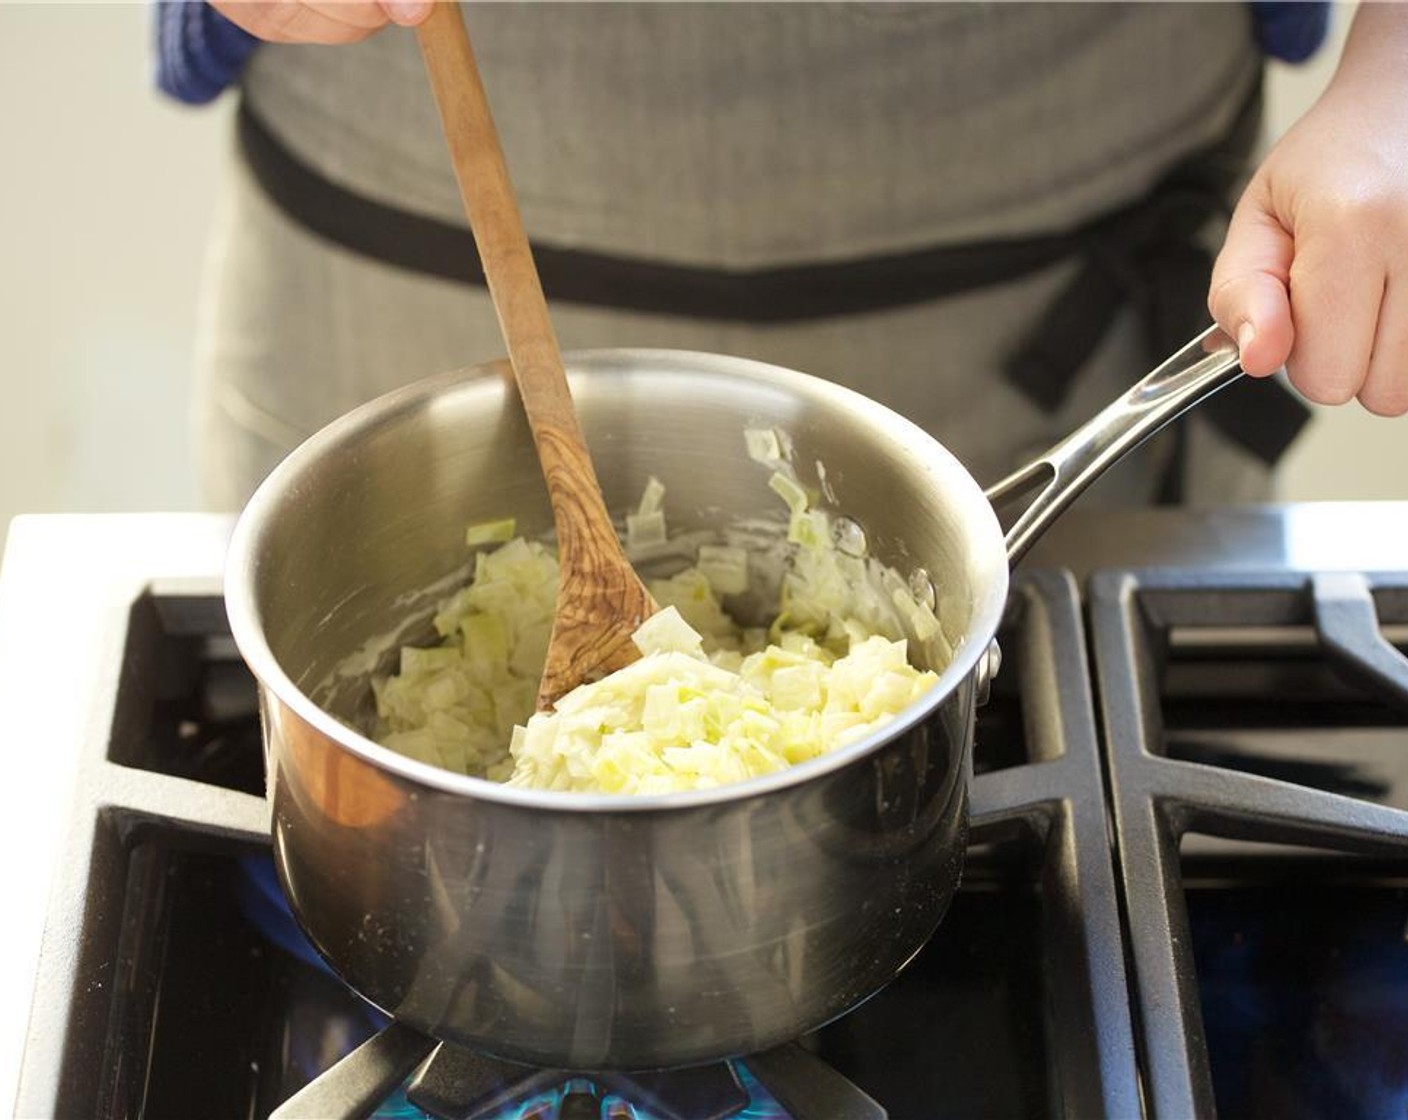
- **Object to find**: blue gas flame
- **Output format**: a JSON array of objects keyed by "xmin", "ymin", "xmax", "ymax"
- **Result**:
[{"xmin": 370, "ymin": 1061, "xmax": 792, "ymax": 1119}]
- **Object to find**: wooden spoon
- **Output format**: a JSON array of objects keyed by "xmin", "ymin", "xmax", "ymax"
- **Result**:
[{"xmin": 415, "ymin": 4, "xmax": 656, "ymax": 709}]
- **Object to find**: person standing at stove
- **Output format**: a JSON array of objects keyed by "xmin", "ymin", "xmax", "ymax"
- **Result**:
[{"xmin": 155, "ymin": 1, "xmax": 1408, "ymax": 513}]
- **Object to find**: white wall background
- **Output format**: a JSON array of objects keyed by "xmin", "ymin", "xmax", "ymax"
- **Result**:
[
  {"xmin": 0, "ymin": 3, "xmax": 224, "ymax": 541},
  {"xmin": 0, "ymin": 1, "xmax": 1402, "ymax": 555}
]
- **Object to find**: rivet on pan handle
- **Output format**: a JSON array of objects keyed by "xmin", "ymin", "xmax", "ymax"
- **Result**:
[
  {"xmin": 975, "ymin": 639, "xmax": 1003, "ymax": 707},
  {"xmin": 985, "ymin": 325, "xmax": 1246, "ymax": 568}
]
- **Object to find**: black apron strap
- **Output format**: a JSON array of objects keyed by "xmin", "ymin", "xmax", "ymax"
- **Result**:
[{"xmin": 237, "ymin": 99, "xmax": 1082, "ymax": 323}]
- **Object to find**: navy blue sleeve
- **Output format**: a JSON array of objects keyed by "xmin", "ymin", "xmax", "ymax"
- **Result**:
[
  {"xmin": 1251, "ymin": 1, "xmax": 1331, "ymax": 64},
  {"xmin": 153, "ymin": 0, "xmax": 261, "ymax": 105}
]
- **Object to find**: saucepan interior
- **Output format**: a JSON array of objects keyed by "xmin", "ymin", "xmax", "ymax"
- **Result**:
[{"xmin": 229, "ymin": 347, "xmax": 1009, "ymax": 801}]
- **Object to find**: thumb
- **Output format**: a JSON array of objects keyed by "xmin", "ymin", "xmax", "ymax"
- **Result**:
[{"xmin": 1208, "ymin": 190, "xmax": 1296, "ymax": 378}]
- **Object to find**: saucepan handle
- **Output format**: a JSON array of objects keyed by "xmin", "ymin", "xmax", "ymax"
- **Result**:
[{"xmin": 985, "ymin": 325, "xmax": 1245, "ymax": 567}]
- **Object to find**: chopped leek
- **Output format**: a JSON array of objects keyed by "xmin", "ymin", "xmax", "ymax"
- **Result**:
[
  {"xmin": 696, "ymin": 544, "xmax": 749, "ymax": 597},
  {"xmin": 744, "ymin": 427, "xmax": 783, "ymax": 464},
  {"xmin": 767, "ymin": 471, "xmax": 809, "ymax": 514},
  {"xmin": 637, "ymin": 476, "xmax": 666, "ymax": 516},
  {"xmin": 370, "ymin": 464, "xmax": 947, "ymax": 793},
  {"xmin": 465, "ymin": 518, "xmax": 517, "ymax": 546},
  {"xmin": 626, "ymin": 510, "xmax": 668, "ymax": 549}
]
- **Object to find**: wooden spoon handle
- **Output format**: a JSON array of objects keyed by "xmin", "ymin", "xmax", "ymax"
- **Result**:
[{"xmin": 415, "ymin": 3, "xmax": 613, "ymax": 539}]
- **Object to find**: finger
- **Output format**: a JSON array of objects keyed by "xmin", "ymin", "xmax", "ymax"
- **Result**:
[
  {"xmin": 302, "ymin": 1, "xmax": 395, "ymax": 29},
  {"xmin": 213, "ymin": 2, "xmax": 386, "ymax": 44},
  {"xmin": 1359, "ymin": 278, "xmax": 1408, "ymax": 416},
  {"xmin": 1209, "ymin": 188, "xmax": 1296, "ymax": 378},
  {"xmin": 380, "ymin": 0, "xmax": 433, "ymax": 26},
  {"xmin": 267, "ymin": 1, "xmax": 388, "ymax": 42},
  {"xmin": 1284, "ymin": 226, "xmax": 1384, "ymax": 406}
]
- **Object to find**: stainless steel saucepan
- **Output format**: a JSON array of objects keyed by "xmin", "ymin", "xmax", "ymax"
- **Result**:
[{"xmin": 225, "ymin": 326, "xmax": 1243, "ymax": 1074}]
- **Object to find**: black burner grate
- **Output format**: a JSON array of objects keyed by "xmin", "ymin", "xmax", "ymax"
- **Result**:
[{"xmin": 1090, "ymin": 569, "xmax": 1408, "ymax": 1119}]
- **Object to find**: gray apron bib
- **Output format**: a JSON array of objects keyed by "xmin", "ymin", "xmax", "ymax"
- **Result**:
[{"xmin": 194, "ymin": 1, "xmax": 1273, "ymax": 511}]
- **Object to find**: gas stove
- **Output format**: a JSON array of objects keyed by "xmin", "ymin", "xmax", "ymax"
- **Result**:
[{"xmin": 2, "ymin": 505, "xmax": 1406, "ymax": 1120}]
